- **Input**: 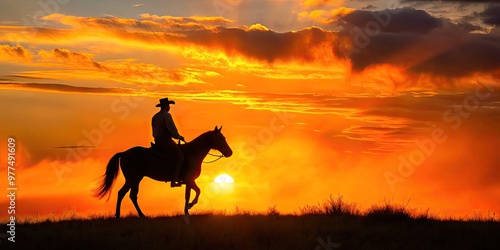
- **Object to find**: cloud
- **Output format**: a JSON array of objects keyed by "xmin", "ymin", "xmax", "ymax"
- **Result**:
[
  {"xmin": 339, "ymin": 7, "xmax": 442, "ymax": 34},
  {"xmin": 39, "ymin": 48, "xmax": 105, "ymax": 69},
  {"xmin": 335, "ymin": 7, "xmax": 500, "ymax": 78},
  {"xmin": 298, "ymin": 7, "xmax": 355, "ymax": 25},
  {"xmin": 77, "ymin": 12, "xmax": 500, "ymax": 80},
  {"xmin": 247, "ymin": 23, "xmax": 270, "ymax": 31},
  {"xmin": 481, "ymin": 3, "xmax": 500, "ymax": 25},
  {"xmin": 23, "ymin": 14, "xmax": 340, "ymax": 65},
  {"xmin": 408, "ymin": 33, "xmax": 500, "ymax": 77},
  {"xmin": 139, "ymin": 14, "xmax": 234, "ymax": 25},
  {"xmin": 0, "ymin": 44, "xmax": 31, "ymax": 61},
  {"xmin": 53, "ymin": 145, "xmax": 95, "ymax": 149},
  {"xmin": 190, "ymin": 27, "xmax": 340, "ymax": 64},
  {"xmin": 6, "ymin": 81, "xmax": 497, "ymax": 156},
  {"xmin": 179, "ymin": 89, "xmax": 500, "ymax": 153},
  {"xmin": 0, "ymin": 82, "xmax": 133, "ymax": 94},
  {"xmin": 301, "ymin": 0, "xmax": 344, "ymax": 9},
  {"xmin": 41, "ymin": 13, "xmax": 233, "ymax": 33},
  {"xmin": 36, "ymin": 48, "xmax": 201, "ymax": 86},
  {"xmin": 2, "ymin": 11, "xmax": 500, "ymax": 88},
  {"xmin": 362, "ymin": 5, "xmax": 378, "ymax": 10}
]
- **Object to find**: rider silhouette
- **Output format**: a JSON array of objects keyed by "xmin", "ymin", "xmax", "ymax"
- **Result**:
[{"xmin": 152, "ymin": 97, "xmax": 185, "ymax": 187}]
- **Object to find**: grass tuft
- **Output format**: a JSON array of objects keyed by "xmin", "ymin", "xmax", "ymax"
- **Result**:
[
  {"xmin": 267, "ymin": 205, "xmax": 280, "ymax": 216},
  {"xmin": 300, "ymin": 194, "xmax": 359, "ymax": 216},
  {"xmin": 365, "ymin": 200, "xmax": 412, "ymax": 222}
]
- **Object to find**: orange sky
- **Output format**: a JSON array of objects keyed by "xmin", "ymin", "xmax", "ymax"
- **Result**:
[{"xmin": 1, "ymin": 1, "xmax": 500, "ymax": 220}]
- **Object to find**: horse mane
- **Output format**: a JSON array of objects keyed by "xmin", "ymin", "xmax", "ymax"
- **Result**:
[
  {"xmin": 182, "ymin": 130, "xmax": 214, "ymax": 148},
  {"xmin": 193, "ymin": 130, "xmax": 214, "ymax": 142}
]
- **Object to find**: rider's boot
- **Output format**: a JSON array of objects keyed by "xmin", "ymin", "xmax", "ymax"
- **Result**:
[{"xmin": 170, "ymin": 161, "xmax": 182, "ymax": 187}]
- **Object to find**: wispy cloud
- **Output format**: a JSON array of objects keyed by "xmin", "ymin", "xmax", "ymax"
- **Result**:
[
  {"xmin": 53, "ymin": 145, "xmax": 95, "ymax": 149},
  {"xmin": 0, "ymin": 44, "xmax": 210, "ymax": 86},
  {"xmin": 0, "ymin": 82, "xmax": 134, "ymax": 94}
]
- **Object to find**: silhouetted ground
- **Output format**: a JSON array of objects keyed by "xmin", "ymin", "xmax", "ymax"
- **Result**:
[
  {"xmin": 3, "ymin": 196, "xmax": 500, "ymax": 249},
  {"xmin": 3, "ymin": 213, "xmax": 500, "ymax": 250}
]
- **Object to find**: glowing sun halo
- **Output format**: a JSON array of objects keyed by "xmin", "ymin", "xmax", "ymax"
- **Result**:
[{"xmin": 214, "ymin": 174, "xmax": 234, "ymax": 184}]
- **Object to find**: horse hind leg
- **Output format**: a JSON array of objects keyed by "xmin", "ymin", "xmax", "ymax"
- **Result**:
[
  {"xmin": 115, "ymin": 181, "xmax": 131, "ymax": 218},
  {"xmin": 129, "ymin": 181, "xmax": 146, "ymax": 218}
]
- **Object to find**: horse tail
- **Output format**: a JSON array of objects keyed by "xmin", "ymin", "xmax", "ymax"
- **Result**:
[{"xmin": 94, "ymin": 152, "xmax": 122, "ymax": 201}]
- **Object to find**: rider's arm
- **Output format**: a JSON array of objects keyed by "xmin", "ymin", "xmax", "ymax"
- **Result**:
[{"xmin": 164, "ymin": 112, "xmax": 183, "ymax": 140}]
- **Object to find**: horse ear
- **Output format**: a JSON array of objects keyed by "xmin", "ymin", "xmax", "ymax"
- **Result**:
[
  {"xmin": 219, "ymin": 126, "xmax": 223, "ymax": 132},
  {"xmin": 214, "ymin": 125, "xmax": 218, "ymax": 131}
]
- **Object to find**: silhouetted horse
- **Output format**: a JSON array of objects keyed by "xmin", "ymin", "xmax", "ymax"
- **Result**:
[{"xmin": 94, "ymin": 126, "xmax": 232, "ymax": 218}]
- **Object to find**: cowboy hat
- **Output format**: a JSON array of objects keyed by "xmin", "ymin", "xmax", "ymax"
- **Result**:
[{"xmin": 155, "ymin": 97, "xmax": 175, "ymax": 107}]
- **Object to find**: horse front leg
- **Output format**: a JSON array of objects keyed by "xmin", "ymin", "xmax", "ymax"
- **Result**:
[
  {"xmin": 184, "ymin": 183, "xmax": 192, "ymax": 215},
  {"xmin": 184, "ymin": 181, "xmax": 201, "ymax": 214},
  {"xmin": 187, "ymin": 181, "xmax": 200, "ymax": 209}
]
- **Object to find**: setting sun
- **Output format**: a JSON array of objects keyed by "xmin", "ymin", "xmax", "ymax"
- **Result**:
[{"xmin": 214, "ymin": 174, "xmax": 234, "ymax": 184}]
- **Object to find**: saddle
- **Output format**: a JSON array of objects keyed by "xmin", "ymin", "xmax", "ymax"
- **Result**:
[{"xmin": 150, "ymin": 142, "xmax": 169, "ymax": 159}]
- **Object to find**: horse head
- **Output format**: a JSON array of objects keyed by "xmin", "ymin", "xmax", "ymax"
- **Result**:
[{"xmin": 211, "ymin": 126, "xmax": 233, "ymax": 157}]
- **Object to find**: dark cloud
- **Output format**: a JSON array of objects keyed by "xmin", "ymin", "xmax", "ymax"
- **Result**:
[
  {"xmin": 335, "ymin": 7, "xmax": 500, "ymax": 78},
  {"xmin": 409, "ymin": 33, "xmax": 500, "ymax": 76},
  {"xmin": 184, "ymin": 27, "xmax": 337, "ymax": 64},
  {"xmin": 362, "ymin": 5, "xmax": 378, "ymax": 10},
  {"xmin": 339, "ymin": 7, "xmax": 442, "ymax": 34},
  {"xmin": 481, "ymin": 3, "xmax": 500, "ymax": 25}
]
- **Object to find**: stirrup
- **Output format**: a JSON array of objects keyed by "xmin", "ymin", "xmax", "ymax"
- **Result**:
[{"xmin": 170, "ymin": 181, "xmax": 182, "ymax": 187}]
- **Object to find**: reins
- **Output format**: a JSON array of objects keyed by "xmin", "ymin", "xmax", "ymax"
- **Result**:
[
  {"xmin": 203, "ymin": 153, "xmax": 224, "ymax": 163},
  {"xmin": 178, "ymin": 139, "xmax": 225, "ymax": 164}
]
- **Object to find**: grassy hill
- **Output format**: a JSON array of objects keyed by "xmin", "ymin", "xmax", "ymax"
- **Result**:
[
  {"xmin": 5, "ymin": 213, "xmax": 500, "ymax": 250},
  {"xmin": 3, "ymin": 196, "xmax": 500, "ymax": 249}
]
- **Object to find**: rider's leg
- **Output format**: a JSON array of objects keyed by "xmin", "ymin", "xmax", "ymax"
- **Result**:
[{"xmin": 171, "ymin": 145, "xmax": 184, "ymax": 187}]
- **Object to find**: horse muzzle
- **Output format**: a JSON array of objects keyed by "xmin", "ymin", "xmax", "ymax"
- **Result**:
[{"xmin": 223, "ymin": 148, "xmax": 233, "ymax": 157}]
